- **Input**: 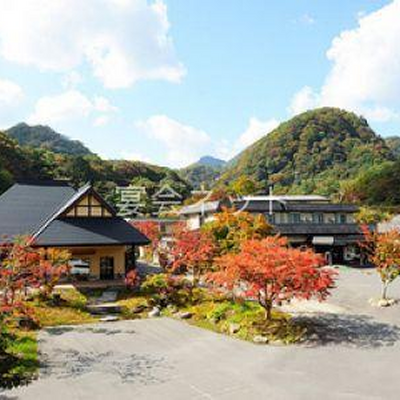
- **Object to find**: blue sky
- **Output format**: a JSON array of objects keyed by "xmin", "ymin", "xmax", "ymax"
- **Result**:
[{"xmin": 0, "ymin": 0, "xmax": 398, "ymax": 167}]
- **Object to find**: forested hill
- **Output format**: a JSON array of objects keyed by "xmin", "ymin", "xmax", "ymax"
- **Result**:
[
  {"xmin": 6, "ymin": 123, "xmax": 92, "ymax": 156},
  {"xmin": 179, "ymin": 156, "xmax": 226, "ymax": 189},
  {"xmin": 219, "ymin": 107, "xmax": 394, "ymax": 197},
  {"xmin": 0, "ymin": 131, "xmax": 191, "ymax": 201}
]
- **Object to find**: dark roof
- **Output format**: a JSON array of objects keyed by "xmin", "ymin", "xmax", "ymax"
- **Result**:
[
  {"xmin": 180, "ymin": 201, "xmax": 222, "ymax": 215},
  {"xmin": 35, "ymin": 218, "xmax": 150, "ymax": 246},
  {"xmin": 0, "ymin": 181, "xmax": 75, "ymax": 241},
  {"xmin": 0, "ymin": 181, "xmax": 149, "ymax": 246},
  {"xmin": 234, "ymin": 200, "xmax": 358, "ymax": 213},
  {"xmin": 274, "ymin": 223, "xmax": 362, "ymax": 236}
]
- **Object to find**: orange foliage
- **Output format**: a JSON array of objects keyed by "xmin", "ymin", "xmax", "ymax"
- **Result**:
[{"xmin": 209, "ymin": 236, "xmax": 336, "ymax": 320}]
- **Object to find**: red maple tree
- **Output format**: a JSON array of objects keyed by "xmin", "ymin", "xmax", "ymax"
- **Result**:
[
  {"xmin": 361, "ymin": 225, "xmax": 400, "ymax": 301},
  {"xmin": 170, "ymin": 227, "xmax": 216, "ymax": 286},
  {"xmin": 0, "ymin": 237, "xmax": 70, "ymax": 314},
  {"xmin": 131, "ymin": 220, "xmax": 161, "ymax": 260},
  {"xmin": 209, "ymin": 236, "xmax": 336, "ymax": 320}
]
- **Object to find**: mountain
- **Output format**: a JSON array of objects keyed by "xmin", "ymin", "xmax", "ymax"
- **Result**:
[
  {"xmin": 6, "ymin": 123, "xmax": 92, "ymax": 156},
  {"xmin": 219, "ymin": 107, "xmax": 393, "ymax": 196},
  {"xmin": 179, "ymin": 156, "xmax": 227, "ymax": 189},
  {"xmin": 0, "ymin": 129, "xmax": 191, "ymax": 202},
  {"xmin": 197, "ymin": 156, "xmax": 226, "ymax": 168},
  {"xmin": 0, "ymin": 131, "xmax": 53, "ymax": 192},
  {"xmin": 385, "ymin": 136, "xmax": 400, "ymax": 158}
]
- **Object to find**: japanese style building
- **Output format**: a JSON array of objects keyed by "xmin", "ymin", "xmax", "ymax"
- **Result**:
[
  {"xmin": 0, "ymin": 181, "xmax": 149, "ymax": 280},
  {"xmin": 180, "ymin": 195, "xmax": 364, "ymax": 265}
]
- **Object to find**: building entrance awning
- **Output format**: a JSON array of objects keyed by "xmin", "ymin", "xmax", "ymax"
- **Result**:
[{"xmin": 312, "ymin": 236, "xmax": 334, "ymax": 245}]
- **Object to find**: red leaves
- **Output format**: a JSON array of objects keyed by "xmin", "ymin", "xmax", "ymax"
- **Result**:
[
  {"xmin": 361, "ymin": 225, "xmax": 400, "ymax": 297},
  {"xmin": 125, "ymin": 269, "xmax": 140, "ymax": 289},
  {"xmin": 208, "ymin": 236, "xmax": 336, "ymax": 318},
  {"xmin": 0, "ymin": 237, "xmax": 71, "ymax": 314},
  {"xmin": 170, "ymin": 227, "xmax": 216, "ymax": 281},
  {"xmin": 131, "ymin": 221, "xmax": 161, "ymax": 249}
]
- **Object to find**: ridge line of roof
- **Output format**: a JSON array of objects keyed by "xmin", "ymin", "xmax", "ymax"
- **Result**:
[{"xmin": 30, "ymin": 184, "xmax": 90, "ymax": 242}]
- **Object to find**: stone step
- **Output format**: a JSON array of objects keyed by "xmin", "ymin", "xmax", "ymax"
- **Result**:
[{"xmin": 87, "ymin": 303, "xmax": 122, "ymax": 315}]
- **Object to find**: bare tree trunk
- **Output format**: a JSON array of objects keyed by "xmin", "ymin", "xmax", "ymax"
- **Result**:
[
  {"xmin": 382, "ymin": 281, "xmax": 389, "ymax": 301},
  {"xmin": 265, "ymin": 301, "xmax": 273, "ymax": 321}
]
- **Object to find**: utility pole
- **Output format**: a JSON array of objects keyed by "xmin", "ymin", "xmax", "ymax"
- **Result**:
[{"xmin": 269, "ymin": 185, "xmax": 273, "ymax": 216}]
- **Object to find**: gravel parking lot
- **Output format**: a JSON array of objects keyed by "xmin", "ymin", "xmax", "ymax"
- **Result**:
[{"xmin": 3, "ymin": 268, "xmax": 400, "ymax": 400}]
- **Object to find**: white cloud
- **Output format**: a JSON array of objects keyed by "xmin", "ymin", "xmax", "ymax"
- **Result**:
[
  {"xmin": 291, "ymin": 1, "xmax": 400, "ymax": 122},
  {"xmin": 62, "ymin": 71, "xmax": 83, "ymax": 89},
  {"xmin": 288, "ymin": 86, "xmax": 319, "ymax": 116},
  {"xmin": 237, "ymin": 117, "xmax": 280, "ymax": 148},
  {"xmin": 135, "ymin": 115, "xmax": 211, "ymax": 167},
  {"xmin": 93, "ymin": 115, "xmax": 111, "ymax": 127},
  {"xmin": 300, "ymin": 14, "xmax": 315, "ymax": 25},
  {"xmin": 0, "ymin": 0, "xmax": 185, "ymax": 88},
  {"xmin": 120, "ymin": 151, "xmax": 152, "ymax": 164},
  {"xmin": 0, "ymin": 78, "xmax": 24, "ymax": 105},
  {"xmin": 28, "ymin": 90, "xmax": 117, "ymax": 126}
]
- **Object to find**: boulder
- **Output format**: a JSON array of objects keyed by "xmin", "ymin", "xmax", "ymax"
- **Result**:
[
  {"xmin": 253, "ymin": 335, "xmax": 269, "ymax": 344},
  {"xmin": 178, "ymin": 311, "xmax": 193, "ymax": 319},
  {"xmin": 99, "ymin": 316, "xmax": 119, "ymax": 322},
  {"xmin": 132, "ymin": 304, "xmax": 147, "ymax": 314},
  {"xmin": 148, "ymin": 307, "xmax": 161, "ymax": 318},
  {"xmin": 229, "ymin": 323, "xmax": 241, "ymax": 335},
  {"xmin": 369, "ymin": 297, "xmax": 397, "ymax": 308}
]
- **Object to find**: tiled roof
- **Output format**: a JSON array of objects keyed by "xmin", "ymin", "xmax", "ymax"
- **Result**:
[
  {"xmin": 234, "ymin": 200, "xmax": 358, "ymax": 213},
  {"xmin": 180, "ymin": 200, "xmax": 222, "ymax": 215},
  {"xmin": 36, "ymin": 218, "xmax": 150, "ymax": 246},
  {"xmin": 274, "ymin": 223, "xmax": 362, "ymax": 236},
  {"xmin": 0, "ymin": 181, "xmax": 75, "ymax": 242},
  {"xmin": 0, "ymin": 181, "xmax": 149, "ymax": 246}
]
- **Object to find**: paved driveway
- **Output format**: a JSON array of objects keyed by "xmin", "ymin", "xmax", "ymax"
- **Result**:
[{"xmin": 3, "ymin": 268, "xmax": 400, "ymax": 400}]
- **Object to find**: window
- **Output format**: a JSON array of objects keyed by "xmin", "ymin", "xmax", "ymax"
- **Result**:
[
  {"xmin": 336, "ymin": 214, "xmax": 347, "ymax": 224},
  {"xmin": 265, "ymin": 213, "xmax": 275, "ymax": 224},
  {"xmin": 289, "ymin": 213, "xmax": 302, "ymax": 223},
  {"xmin": 313, "ymin": 213, "xmax": 324, "ymax": 224}
]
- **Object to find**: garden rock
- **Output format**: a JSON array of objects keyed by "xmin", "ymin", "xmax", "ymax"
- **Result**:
[
  {"xmin": 132, "ymin": 304, "xmax": 147, "ymax": 314},
  {"xmin": 148, "ymin": 307, "xmax": 161, "ymax": 318},
  {"xmin": 253, "ymin": 335, "xmax": 269, "ymax": 344},
  {"xmin": 178, "ymin": 311, "xmax": 193, "ymax": 319},
  {"xmin": 369, "ymin": 297, "xmax": 397, "ymax": 307},
  {"xmin": 99, "ymin": 316, "xmax": 119, "ymax": 322},
  {"xmin": 229, "ymin": 323, "xmax": 241, "ymax": 335}
]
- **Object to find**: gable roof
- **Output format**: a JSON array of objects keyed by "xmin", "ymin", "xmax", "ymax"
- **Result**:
[
  {"xmin": 35, "ymin": 217, "xmax": 149, "ymax": 246},
  {"xmin": 0, "ymin": 181, "xmax": 149, "ymax": 246},
  {"xmin": 0, "ymin": 181, "xmax": 76, "ymax": 241}
]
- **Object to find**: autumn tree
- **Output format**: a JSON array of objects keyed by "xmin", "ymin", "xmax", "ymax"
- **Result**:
[
  {"xmin": 131, "ymin": 220, "xmax": 161, "ymax": 261},
  {"xmin": 203, "ymin": 208, "xmax": 272, "ymax": 255},
  {"xmin": 0, "ymin": 237, "xmax": 70, "ymax": 312},
  {"xmin": 228, "ymin": 175, "xmax": 260, "ymax": 196},
  {"xmin": 170, "ymin": 227, "xmax": 216, "ymax": 287},
  {"xmin": 361, "ymin": 226, "xmax": 400, "ymax": 301},
  {"xmin": 209, "ymin": 237, "xmax": 336, "ymax": 320}
]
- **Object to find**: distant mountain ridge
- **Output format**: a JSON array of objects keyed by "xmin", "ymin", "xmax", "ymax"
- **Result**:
[
  {"xmin": 179, "ymin": 156, "xmax": 227, "ymax": 189},
  {"xmin": 6, "ymin": 123, "xmax": 92, "ymax": 156},
  {"xmin": 196, "ymin": 156, "xmax": 226, "ymax": 168}
]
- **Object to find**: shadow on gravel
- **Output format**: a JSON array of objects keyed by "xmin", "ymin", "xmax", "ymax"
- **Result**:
[
  {"xmin": 45, "ymin": 326, "xmax": 76, "ymax": 336},
  {"xmin": 45, "ymin": 326, "xmax": 136, "ymax": 336},
  {"xmin": 40, "ymin": 350, "xmax": 172, "ymax": 385},
  {"xmin": 300, "ymin": 313, "xmax": 400, "ymax": 348}
]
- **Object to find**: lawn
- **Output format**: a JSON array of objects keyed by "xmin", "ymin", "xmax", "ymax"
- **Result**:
[{"xmin": 0, "ymin": 329, "xmax": 38, "ymax": 389}]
